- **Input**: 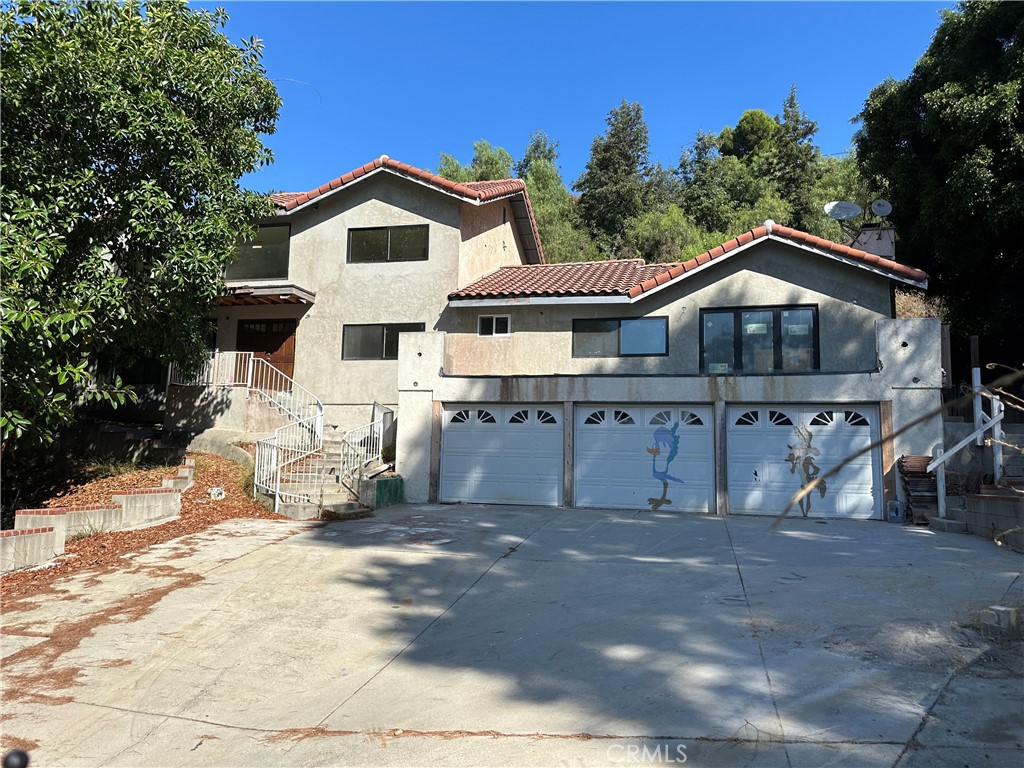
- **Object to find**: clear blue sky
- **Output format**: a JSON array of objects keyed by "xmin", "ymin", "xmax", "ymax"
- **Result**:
[{"xmin": 202, "ymin": 1, "xmax": 953, "ymax": 194}]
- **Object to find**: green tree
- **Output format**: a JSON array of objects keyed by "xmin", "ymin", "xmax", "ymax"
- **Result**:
[
  {"xmin": 514, "ymin": 130, "xmax": 559, "ymax": 179},
  {"xmin": 574, "ymin": 100, "xmax": 651, "ymax": 254},
  {"xmin": 719, "ymin": 109, "xmax": 778, "ymax": 160},
  {"xmin": 774, "ymin": 86, "xmax": 823, "ymax": 231},
  {"xmin": 438, "ymin": 140, "xmax": 513, "ymax": 182},
  {"xmin": 0, "ymin": 0, "xmax": 280, "ymax": 449},
  {"xmin": 855, "ymin": 1, "xmax": 1023, "ymax": 360},
  {"xmin": 680, "ymin": 90, "xmax": 823, "ymax": 235},
  {"xmin": 805, "ymin": 153, "xmax": 878, "ymax": 242},
  {"xmin": 525, "ymin": 160, "xmax": 599, "ymax": 263},
  {"xmin": 623, "ymin": 205, "xmax": 727, "ymax": 263},
  {"xmin": 678, "ymin": 134, "xmax": 779, "ymax": 234}
]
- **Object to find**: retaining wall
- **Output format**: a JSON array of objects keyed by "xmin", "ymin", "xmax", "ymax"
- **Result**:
[{"xmin": 1, "ymin": 457, "xmax": 196, "ymax": 574}]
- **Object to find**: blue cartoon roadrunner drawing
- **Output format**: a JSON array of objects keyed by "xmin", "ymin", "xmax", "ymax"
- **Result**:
[{"xmin": 646, "ymin": 421, "xmax": 685, "ymax": 510}]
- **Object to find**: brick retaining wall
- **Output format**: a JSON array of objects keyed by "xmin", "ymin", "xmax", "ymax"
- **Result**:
[{"xmin": 1, "ymin": 456, "xmax": 196, "ymax": 574}]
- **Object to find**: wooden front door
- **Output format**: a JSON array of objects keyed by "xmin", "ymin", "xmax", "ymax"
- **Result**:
[{"xmin": 236, "ymin": 320, "xmax": 297, "ymax": 379}]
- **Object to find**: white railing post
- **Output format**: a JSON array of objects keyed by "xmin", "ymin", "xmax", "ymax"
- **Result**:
[
  {"xmin": 932, "ymin": 442, "xmax": 946, "ymax": 519},
  {"xmin": 992, "ymin": 397, "xmax": 1004, "ymax": 485},
  {"xmin": 972, "ymin": 366, "xmax": 984, "ymax": 446}
]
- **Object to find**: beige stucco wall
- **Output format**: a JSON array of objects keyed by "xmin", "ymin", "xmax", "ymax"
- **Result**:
[
  {"xmin": 202, "ymin": 174, "xmax": 529, "ymax": 433},
  {"xmin": 441, "ymin": 241, "xmax": 894, "ymax": 377},
  {"xmin": 395, "ymin": 317, "xmax": 944, "ymax": 507},
  {"xmin": 458, "ymin": 200, "xmax": 526, "ymax": 288}
]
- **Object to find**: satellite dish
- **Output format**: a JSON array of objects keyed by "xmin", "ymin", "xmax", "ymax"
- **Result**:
[
  {"xmin": 824, "ymin": 201, "xmax": 862, "ymax": 221},
  {"xmin": 870, "ymin": 198, "xmax": 893, "ymax": 217}
]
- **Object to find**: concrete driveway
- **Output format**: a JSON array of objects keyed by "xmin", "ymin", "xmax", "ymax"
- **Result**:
[{"xmin": 2, "ymin": 504, "xmax": 1022, "ymax": 767}]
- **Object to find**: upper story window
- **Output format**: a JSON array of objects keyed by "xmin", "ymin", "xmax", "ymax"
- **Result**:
[
  {"xmin": 478, "ymin": 315, "xmax": 511, "ymax": 336},
  {"xmin": 701, "ymin": 306, "xmax": 818, "ymax": 374},
  {"xmin": 226, "ymin": 225, "xmax": 290, "ymax": 280},
  {"xmin": 572, "ymin": 317, "xmax": 668, "ymax": 358},
  {"xmin": 342, "ymin": 323, "xmax": 425, "ymax": 360},
  {"xmin": 348, "ymin": 225, "xmax": 428, "ymax": 263}
]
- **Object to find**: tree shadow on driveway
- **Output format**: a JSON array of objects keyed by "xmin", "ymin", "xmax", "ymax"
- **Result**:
[{"xmin": 290, "ymin": 503, "xmax": 1022, "ymax": 763}]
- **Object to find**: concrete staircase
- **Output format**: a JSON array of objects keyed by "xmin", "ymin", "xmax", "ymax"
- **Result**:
[
  {"xmin": 932, "ymin": 424, "xmax": 1024, "ymax": 551},
  {"xmin": 274, "ymin": 445, "xmax": 386, "ymax": 520}
]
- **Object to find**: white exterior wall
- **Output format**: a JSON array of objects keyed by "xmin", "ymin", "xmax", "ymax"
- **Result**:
[{"xmin": 396, "ymin": 318, "xmax": 944, "ymax": 509}]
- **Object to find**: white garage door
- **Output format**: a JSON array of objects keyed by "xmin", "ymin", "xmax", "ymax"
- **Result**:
[
  {"xmin": 727, "ymin": 405, "xmax": 882, "ymax": 519},
  {"xmin": 440, "ymin": 405, "xmax": 563, "ymax": 506},
  {"xmin": 575, "ymin": 405, "xmax": 714, "ymax": 512}
]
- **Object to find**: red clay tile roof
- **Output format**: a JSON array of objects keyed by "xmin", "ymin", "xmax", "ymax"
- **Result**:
[
  {"xmin": 269, "ymin": 157, "xmax": 528, "ymax": 211},
  {"xmin": 450, "ymin": 222, "xmax": 928, "ymax": 301},
  {"xmin": 449, "ymin": 260, "xmax": 680, "ymax": 299},
  {"xmin": 268, "ymin": 155, "xmax": 544, "ymax": 263},
  {"xmin": 267, "ymin": 191, "xmax": 303, "ymax": 206}
]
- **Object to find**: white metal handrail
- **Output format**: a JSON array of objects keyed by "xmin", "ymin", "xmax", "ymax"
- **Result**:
[
  {"xmin": 337, "ymin": 418, "xmax": 385, "ymax": 487},
  {"xmin": 168, "ymin": 351, "xmax": 253, "ymax": 387},
  {"xmin": 255, "ymin": 414, "xmax": 325, "ymax": 510},
  {"xmin": 242, "ymin": 358, "xmax": 323, "ymax": 512},
  {"xmin": 248, "ymin": 357, "xmax": 323, "ymax": 426},
  {"xmin": 927, "ymin": 386, "xmax": 1005, "ymax": 518},
  {"xmin": 168, "ymin": 351, "xmax": 326, "ymax": 511}
]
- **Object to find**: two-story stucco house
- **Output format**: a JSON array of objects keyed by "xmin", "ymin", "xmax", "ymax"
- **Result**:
[
  {"xmin": 395, "ymin": 222, "xmax": 943, "ymax": 520},
  {"xmin": 167, "ymin": 156, "xmax": 942, "ymax": 520},
  {"xmin": 166, "ymin": 156, "xmax": 544, "ymax": 447}
]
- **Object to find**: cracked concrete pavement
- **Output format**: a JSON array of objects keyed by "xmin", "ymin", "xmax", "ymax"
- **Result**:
[{"xmin": 1, "ymin": 505, "xmax": 1022, "ymax": 767}]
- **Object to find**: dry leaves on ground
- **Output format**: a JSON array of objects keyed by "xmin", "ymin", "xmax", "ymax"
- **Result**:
[{"xmin": 1, "ymin": 453, "xmax": 292, "ymax": 600}]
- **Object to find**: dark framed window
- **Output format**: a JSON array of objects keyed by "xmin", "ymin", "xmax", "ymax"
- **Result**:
[
  {"xmin": 227, "ymin": 225, "xmax": 290, "ymax": 280},
  {"xmin": 342, "ymin": 323, "xmax": 425, "ymax": 360},
  {"xmin": 478, "ymin": 315, "xmax": 511, "ymax": 336},
  {"xmin": 348, "ymin": 225, "xmax": 428, "ymax": 263},
  {"xmin": 572, "ymin": 317, "xmax": 669, "ymax": 357},
  {"xmin": 700, "ymin": 306, "xmax": 818, "ymax": 374}
]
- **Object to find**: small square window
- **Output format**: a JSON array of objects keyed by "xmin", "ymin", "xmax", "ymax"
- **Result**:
[{"xmin": 478, "ymin": 315, "xmax": 511, "ymax": 337}]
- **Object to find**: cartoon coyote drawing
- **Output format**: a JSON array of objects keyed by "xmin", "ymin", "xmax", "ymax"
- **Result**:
[{"xmin": 786, "ymin": 426, "xmax": 827, "ymax": 517}]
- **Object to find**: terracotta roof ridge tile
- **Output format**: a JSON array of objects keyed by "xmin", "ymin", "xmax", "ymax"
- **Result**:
[
  {"xmin": 494, "ymin": 258, "xmax": 649, "ymax": 269},
  {"xmin": 768, "ymin": 223, "xmax": 928, "ymax": 282},
  {"xmin": 272, "ymin": 157, "xmax": 530, "ymax": 211}
]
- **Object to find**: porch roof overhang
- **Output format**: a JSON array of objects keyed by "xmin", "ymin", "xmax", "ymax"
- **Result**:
[{"xmin": 217, "ymin": 282, "xmax": 316, "ymax": 307}]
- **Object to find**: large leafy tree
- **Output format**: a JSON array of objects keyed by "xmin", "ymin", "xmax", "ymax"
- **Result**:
[
  {"xmin": 855, "ymin": 1, "xmax": 1023, "ymax": 362},
  {"xmin": 679, "ymin": 89, "xmax": 822, "ymax": 235},
  {"xmin": 574, "ymin": 100, "xmax": 652, "ymax": 253},
  {"xmin": 523, "ymin": 155, "xmax": 599, "ymax": 264},
  {"xmin": 0, "ymin": 0, "xmax": 281, "ymax": 449},
  {"xmin": 437, "ymin": 140, "xmax": 514, "ymax": 183},
  {"xmin": 513, "ymin": 130, "xmax": 559, "ymax": 180}
]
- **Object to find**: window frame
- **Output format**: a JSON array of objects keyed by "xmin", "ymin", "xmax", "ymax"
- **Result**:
[
  {"xmin": 478, "ymin": 314, "xmax": 512, "ymax": 337},
  {"xmin": 341, "ymin": 322, "xmax": 426, "ymax": 360},
  {"xmin": 347, "ymin": 224, "xmax": 429, "ymax": 264},
  {"xmin": 226, "ymin": 224, "xmax": 291, "ymax": 280},
  {"xmin": 572, "ymin": 317, "xmax": 669, "ymax": 358},
  {"xmin": 699, "ymin": 305, "xmax": 820, "ymax": 374}
]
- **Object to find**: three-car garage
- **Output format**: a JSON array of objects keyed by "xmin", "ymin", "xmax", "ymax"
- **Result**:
[{"xmin": 439, "ymin": 403, "xmax": 884, "ymax": 519}]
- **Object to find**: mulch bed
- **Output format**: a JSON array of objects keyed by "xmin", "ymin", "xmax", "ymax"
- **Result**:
[{"xmin": 0, "ymin": 453, "xmax": 292, "ymax": 601}]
